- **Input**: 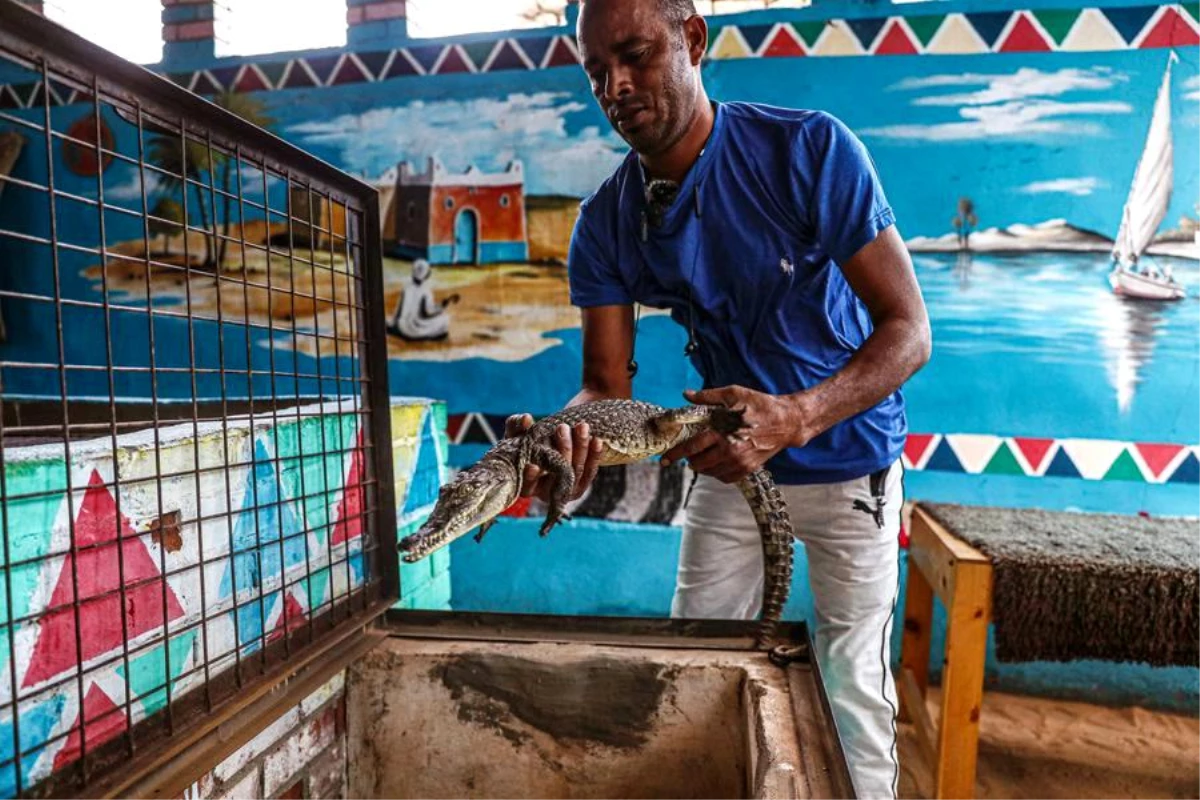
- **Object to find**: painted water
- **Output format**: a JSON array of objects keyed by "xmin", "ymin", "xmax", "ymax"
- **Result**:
[{"xmin": 906, "ymin": 251, "xmax": 1199, "ymax": 443}]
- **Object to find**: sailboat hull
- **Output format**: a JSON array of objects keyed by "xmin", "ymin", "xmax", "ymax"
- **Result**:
[{"xmin": 1109, "ymin": 268, "xmax": 1185, "ymax": 301}]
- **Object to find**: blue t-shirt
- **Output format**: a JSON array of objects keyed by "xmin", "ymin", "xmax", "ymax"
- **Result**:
[{"xmin": 567, "ymin": 102, "xmax": 905, "ymax": 485}]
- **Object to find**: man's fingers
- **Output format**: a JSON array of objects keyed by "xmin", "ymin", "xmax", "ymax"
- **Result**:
[
  {"xmin": 520, "ymin": 463, "xmax": 542, "ymax": 497},
  {"xmin": 504, "ymin": 413, "xmax": 533, "ymax": 438},
  {"xmin": 684, "ymin": 387, "xmax": 735, "ymax": 407},
  {"xmin": 570, "ymin": 423, "xmax": 591, "ymax": 485},
  {"xmin": 576, "ymin": 437, "xmax": 604, "ymax": 498},
  {"xmin": 662, "ymin": 430, "xmax": 721, "ymax": 467}
]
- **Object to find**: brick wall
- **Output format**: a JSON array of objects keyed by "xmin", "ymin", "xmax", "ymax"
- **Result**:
[{"xmin": 180, "ymin": 672, "xmax": 347, "ymax": 800}]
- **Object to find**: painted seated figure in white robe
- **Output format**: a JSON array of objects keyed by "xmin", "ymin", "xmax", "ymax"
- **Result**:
[{"xmin": 388, "ymin": 259, "xmax": 458, "ymax": 341}]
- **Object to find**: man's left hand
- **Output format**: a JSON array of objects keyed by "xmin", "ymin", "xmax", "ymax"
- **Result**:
[{"xmin": 662, "ymin": 386, "xmax": 809, "ymax": 484}]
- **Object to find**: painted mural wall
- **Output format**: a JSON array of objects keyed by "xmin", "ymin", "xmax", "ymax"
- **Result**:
[
  {"xmin": 1, "ymin": 0, "xmax": 1196, "ymax": 514},
  {"xmin": 107, "ymin": 0, "xmax": 1196, "ymax": 518}
]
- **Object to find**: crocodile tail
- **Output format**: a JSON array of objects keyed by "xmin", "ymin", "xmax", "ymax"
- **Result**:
[{"xmin": 737, "ymin": 469, "xmax": 795, "ymax": 649}]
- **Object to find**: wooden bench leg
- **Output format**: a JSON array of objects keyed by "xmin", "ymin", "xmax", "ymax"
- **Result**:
[
  {"xmin": 898, "ymin": 561, "xmax": 934, "ymax": 723},
  {"xmin": 935, "ymin": 561, "xmax": 991, "ymax": 799}
]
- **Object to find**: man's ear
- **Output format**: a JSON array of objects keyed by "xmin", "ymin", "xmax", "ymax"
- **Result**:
[{"xmin": 685, "ymin": 15, "xmax": 708, "ymax": 66}]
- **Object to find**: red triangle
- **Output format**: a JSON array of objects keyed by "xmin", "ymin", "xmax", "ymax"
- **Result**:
[
  {"xmin": 1135, "ymin": 443, "xmax": 1185, "ymax": 479},
  {"xmin": 1013, "ymin": 437, "xmax": 1055, "ymax": 473},
  {"xmin": 268, "ymin": 592, "xmax": 308, "ymax": 642},
  {"xmin": 435, "ymin": 47, "xmax": 473, "ymax": 75},
  {"xmin": 997, "ymin": 13, "xmax": 1053, "ymax": 52},
  {"xmin": 52, "ymin": 684, "xmax": 127, "ymax": 771},
  {"xmin": 903, "ymin": 433, "xmax": 936, "ymax": 468},
  {"xmin": 23, "ymin": 472, "xmax": 187, "ymax": 689},
  {"xmin": 874, "ymin": 20, "xmax": 920, "ymax": 55},
  {"xmin": 1139, "ymin": 8, "xmax": 1200, "ymax": 47},
  {"xmin": 544, "ymin": 37, "xmax": 580, "ymax": 68},
  {"xmin": 762, "ymin": 25, "xmax": 806, "ymax": 57},
  {"xmin": 330, "ymin": 56, "xmax": 370, "ymax": 86},
  {"xmin": 234, "ymin": 65, "xmax": 270, "ymax": 92},
  {"xmin": 447, "ymin": 414, "xmax": 466, "ymax": 442},
  {"xmin": 332, "ymin": 431, "xmax": 365, "ymax": 545}
]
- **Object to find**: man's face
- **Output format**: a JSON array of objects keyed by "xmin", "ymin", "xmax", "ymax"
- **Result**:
[{"xmin": 577, "ymin": 0, "xmax": 701, "ymax": 157}]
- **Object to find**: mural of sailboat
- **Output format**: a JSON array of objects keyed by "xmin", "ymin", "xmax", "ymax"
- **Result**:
[{"xmin": 1108, "ymin": 53, "xmax": 1186, "ymax": 301}]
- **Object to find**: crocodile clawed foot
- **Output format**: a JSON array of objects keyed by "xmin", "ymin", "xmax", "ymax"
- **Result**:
[
  {"xmin": 538, "ymin": 512, "xmax": 571, "ymax": 537},
  {"xmin": 473, "ymin": 518, "xmax": 497, "ymax": 544}
]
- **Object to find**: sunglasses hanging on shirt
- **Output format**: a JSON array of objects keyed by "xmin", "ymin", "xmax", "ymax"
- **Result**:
[{"xmin": 629, "ymin": 182, "xmax": 704, "ymax": 378}]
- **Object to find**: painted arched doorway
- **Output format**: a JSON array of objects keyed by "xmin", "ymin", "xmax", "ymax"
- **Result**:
[{"xmin": 452, "ymin": 209, "xmax": 478, "ymax": 265}]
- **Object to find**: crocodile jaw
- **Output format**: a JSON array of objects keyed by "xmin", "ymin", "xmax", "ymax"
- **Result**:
[{"xmin": 398, "ymin": 466, "xmax": 518, "ymax": 562}]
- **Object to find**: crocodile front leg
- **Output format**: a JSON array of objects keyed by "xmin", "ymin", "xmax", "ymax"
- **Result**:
[{"xmin": 531, "ymin": 444, "xmax": 575, "ymax": 537}]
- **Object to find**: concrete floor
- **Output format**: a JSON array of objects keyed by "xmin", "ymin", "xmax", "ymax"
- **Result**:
[{"xmin": 898, "ymin": 689, "xmax": 1200, "ymax": 799}]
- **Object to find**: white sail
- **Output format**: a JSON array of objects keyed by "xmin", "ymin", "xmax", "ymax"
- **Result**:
[{"xmin": 1114, "ymin": 56, "xmax": 1175, "ymax": 266}]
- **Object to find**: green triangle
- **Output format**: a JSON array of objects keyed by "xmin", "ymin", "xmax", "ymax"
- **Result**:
[
  {"xmin": 794, "ymin": 20, "xmax": 828, "ymax": 47},
  {"xmin": 304, "ymin": 567, "xmax": 331, "ymax": 611},
  {"xmin": 904, "ymin": 14, "xmax": 946, "ymax": 47},
  {"xmin": 705, "ymin": 24, "xmax": 726, "ymax": 54},
  {"xmin": 463, "ymin": 40, "xmax": 498, "ymax": 71},
  {"xmin": 1185, "ymin": 2, "xmax": 1199, "ymax": 23},
  {"xmin": 257, "ymin": 60, "xmax": 289, "ymax": 88},
  {"xmin": 1031, "ymin": 8, "xmax": 1082, "ymax": 44},
  {"xmin": 1103, "ymin": 449, "xmax": 1144, "ymax": 482},
  {"xmin": 983, "ymin": 442, "xmax": 1026, "ymax": 476},
  {"xmin": 119, "ymin": 631, "xmax": 197, "ymax": 717}
]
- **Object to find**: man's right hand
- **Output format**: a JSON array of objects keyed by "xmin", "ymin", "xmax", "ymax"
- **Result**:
[{"xmin": 503, "ymin": 413, "xmax": 605, "ymax": 502}]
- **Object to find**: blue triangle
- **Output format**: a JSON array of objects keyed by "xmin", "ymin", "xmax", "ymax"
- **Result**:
[
  {"xmin": 738, "ymin": 24, "xmax": 775, "ymax": 53},
  {"xmin": 0, "ymin": 693, "xmax": 65, "ymax": 797},
  {"xmin": 403, "ymin": 411, "xmax": 443, "ymax": 516},
  {"xmin": 220, "ymin": 441, "xmax": 307, "ymax": 600},
  {"xmin": 407, "ymin": 44, "xmax": 445, "ymax": 74},
  {"xmin": 966, "ymin": 11, "xmax": 1013, "ymax": 46},
  {"xmin": 356, "ymin": 50, "xmax": 393, "ymax": 80},
  {"xmin": 1044, "ymin": 448, "xmax": 1082, "ymax": 479},
  {"xmin": 517, "ymin": 36, "xmax": 554, "ymax": 67},
  {"xmin": 924, "ymin": 439, "xmax": 964, "ymax": 473},
  {"xmin": 236, "ymin": 589, "xmax": 278, "ymax": 651},
  {"xmin": 1101, "ymin": 5, "xmax": 1159, "ymax": 43},
  {"xmin": 847, "ymin": 17, "xmax": 887, "ymax": 50},
  {"xmin": 1167, "ymin": 452, "xmax": 1200, "ymax": 484}
]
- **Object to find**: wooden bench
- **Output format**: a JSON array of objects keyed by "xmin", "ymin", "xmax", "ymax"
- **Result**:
[{"xmin": 897, "ymin": 504, "xmax": 993, "ymax": 800}]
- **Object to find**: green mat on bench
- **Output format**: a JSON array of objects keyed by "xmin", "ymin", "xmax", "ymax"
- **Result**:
[{"xmin": 919, "ymin": 504, "xmax": 1199, "ymax": 667}]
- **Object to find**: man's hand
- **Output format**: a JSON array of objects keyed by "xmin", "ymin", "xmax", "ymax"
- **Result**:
[
  {"xmin": 662, "ymin": 386, "xmax": 810, "ymax": 484},
  {"xmin": 503, "ymin": 414, "xmax": 605, "ymax": 502}
]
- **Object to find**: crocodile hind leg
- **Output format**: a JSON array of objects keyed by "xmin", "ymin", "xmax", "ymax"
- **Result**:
[
  {"xmin": 531, "ymin": 444, "xmax": 576, "ymax": 537},
  {"xmin": 736, "ymin": 469, "xmax": 795, "ymax": 649}
]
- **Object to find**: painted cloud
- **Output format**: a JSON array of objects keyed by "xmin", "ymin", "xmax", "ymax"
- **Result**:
[
  {"xmin": 1018, "ymin": 177, "xmax": 1104, "ymax": 196},
  {"xmin": 286, "ymin": 92, "xmax": 627, "ymax": 197},
  {"xmin": 861, "ymin": 67, "xmax": 1131, "ymax": 142}
]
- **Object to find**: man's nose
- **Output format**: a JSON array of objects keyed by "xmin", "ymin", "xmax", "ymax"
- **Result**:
[{"xmin": 602, "ymin": 66, "xmax": 633, "ymax": 105}]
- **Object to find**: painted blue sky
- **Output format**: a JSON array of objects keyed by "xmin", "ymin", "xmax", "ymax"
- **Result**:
[{"xmin": 282, "ymin": 50, "xmax": 1199, "ymax": 240}]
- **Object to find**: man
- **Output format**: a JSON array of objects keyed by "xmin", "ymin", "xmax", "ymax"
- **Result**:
[{"xmin": 508, "ymin": 0, "xmax": 930, "ymax": 795}]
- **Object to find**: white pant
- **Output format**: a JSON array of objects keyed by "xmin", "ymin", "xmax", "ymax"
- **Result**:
[{"xmin": 671, "ymin": 463, "xmax": 903, "ymax": 800}]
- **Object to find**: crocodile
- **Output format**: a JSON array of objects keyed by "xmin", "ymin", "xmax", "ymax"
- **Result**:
[{"xmin": 397, "ymin": 399, "xmax": 795, "ymax": 648}]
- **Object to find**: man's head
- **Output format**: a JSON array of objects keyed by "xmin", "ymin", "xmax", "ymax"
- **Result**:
[{"xmin": 577, "ymin": 0, "xmax": 708, "ymax": 157}]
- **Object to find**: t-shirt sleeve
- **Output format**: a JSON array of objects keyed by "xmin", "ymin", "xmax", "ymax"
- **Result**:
[
  {"xmin": 567, "ymin": 199, "xmax": 633, "ymax": 308},
  {"xmin": 799, "ymin": 112, "xmax": 895, "ymax": 266}
]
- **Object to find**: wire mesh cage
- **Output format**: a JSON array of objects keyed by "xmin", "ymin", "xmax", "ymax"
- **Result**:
[{"xmin": 0, "ymin": 3, "xmax": 396, "ymax": 795}]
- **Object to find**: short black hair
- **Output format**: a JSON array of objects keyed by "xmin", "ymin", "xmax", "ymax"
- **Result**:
[{"xmin": 660, "ymin": 0, "xmax": 698, "ymax": 25}]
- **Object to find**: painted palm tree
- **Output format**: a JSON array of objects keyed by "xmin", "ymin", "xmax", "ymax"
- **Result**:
[
  {"xmin": 148, "ymin": 196, "xmax": 183, "ymax": 255},
  {"xmin": 147, "ymin": 92, "xmax": 275, "ymax": 269},
  {"xmin": 952, "ymin": 196, "xmax": 978, "ymax": 251}
]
